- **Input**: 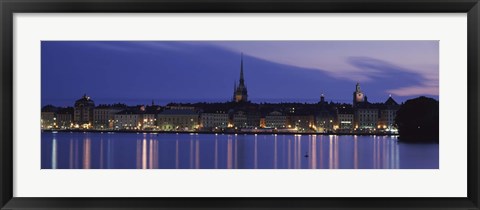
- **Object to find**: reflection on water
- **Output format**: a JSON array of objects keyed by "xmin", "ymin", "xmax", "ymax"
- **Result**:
[
  {"xmin": 51, "ymin": 136, "xmax": 57, "ymax": 169},
  {"xmin": 41, "ymin": 132, "xmax": 438, "ymax": 169}
]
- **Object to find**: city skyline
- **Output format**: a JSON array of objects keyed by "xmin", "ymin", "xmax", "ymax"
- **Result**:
[{"xmin": 41, "ymin": 41, "xmax": 439, "ymax": 107}]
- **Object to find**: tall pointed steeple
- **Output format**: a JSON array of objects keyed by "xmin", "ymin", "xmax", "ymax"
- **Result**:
[
  {"xmin": 233, "ymin": 53, "xmax": 248, "ymax": 103},
  {"xmin": 239, "ymin": 53, "xmax": 244, "ymax": 85}
]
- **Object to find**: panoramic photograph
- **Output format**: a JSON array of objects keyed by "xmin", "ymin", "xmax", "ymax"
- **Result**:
[{"xmin": 40, "ymin": 41, "xmax": 439, "ymax": 169}]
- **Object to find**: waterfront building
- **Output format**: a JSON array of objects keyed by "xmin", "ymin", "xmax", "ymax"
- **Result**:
[
  {"xmin": 56, "ymin": 107, "xmax": 74, "ymax": 129},
  {"xmin": 246, "ymin": 112, "xmax": 261, "ymax": 128},
  {"xmin": 315, "ymin": 94, "xmax": 335, "ymax": 133},
  {"xmin": 165, "ymin": 105, "xmax": 195, "ymax": 110},
  {"xmin": 259, "ymin": 117, "xmax": 266, "ymax": 128},
  {"xmin": 232, "ymin": 110, "xmax": 248, "ymax": 128},
  {"xmin": 351, "ymin": 83, "xmax": 380, "ymax": 132},
  {"xmin": 287, "ymin": 115, "xmax": 315, "ymax": 132},
  {"xmin": 74, "ymin": 94, "xmax": 95, "ymax": 128},
  {"xmin": 139, "ymin": 102, "xmax": 161, "ymax": 130},
  {"xmin": 157, "ymin": 109, "xmax": 199, "ymax": 131},
  {"xmin": 354, "ymin": 104, "xmax": 379, "ymax": 131},
  {"xmin": 265, "ymin": 111, "xmax": 287, "ymax": 129},
  {"xmin": 41, "ymin": 105, "xmax": 58, "ymax": 129},
  {"xmin": 141, "ymin": 113, "xmax": 157, "ymax": 130},
  {"xmin": 93, "ymin": 104, "xmax": 125, "ymax": 129},
  {"xmin": 378, "ymin": 96, "xmax": 400, "ymax": 132},
  {"xmin": 233, "ymin": 54, "xmax": 248, "ymax": 103},
  {"xmin": 315, "ymin": 114, "xmax": 335, "ymax": 133},
  {"xmin": 336, "ymin": 105, "xmax": 354, "ymax": 133},
  {"xmin": 200, "ymin": 111, "xmax": 229, "ymax": 130},
  {"xmin": 114, "ymin": 110, "xmax": 143, "ymax": 130}
]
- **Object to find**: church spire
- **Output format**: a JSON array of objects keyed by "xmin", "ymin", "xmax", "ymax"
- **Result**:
[
  {"xmin": 233, "ymin": 53, "xmax": 248, "ymax": 103},
  {"xmin": 239, "ymin": 53, "xmax": 244, "ymax": 84}
]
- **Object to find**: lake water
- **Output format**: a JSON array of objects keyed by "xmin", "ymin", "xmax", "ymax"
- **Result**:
[{"xmin": 41, "ymin": 132, "xmax": 438, "ymax": 169}]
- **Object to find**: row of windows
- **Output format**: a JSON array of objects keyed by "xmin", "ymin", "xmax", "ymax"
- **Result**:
[
  {"xmin": 266, "ymin": 120, "xmax": 286, "ymax": 124},
  {"xmin": 265, "ymin": 117, "xmax": 287, "ymax": 120},
  {"xmin": 203, "ymin": 123, "xmax": 227, "ymax": 127},
  {"xmin": 201, "ymin": 117, "xmax": 228, "ymax": 120},
  {"xmin": 202, "ymin": 114, "xmax": 228, "ymax": 117},
  {"xmin": 159, "ymin": 117, "xmax": 196, "ymax": 121},
  {"xmin": 115, "ymin": 116, "xmax": 139, "ymax": 119},
  {"xmin": 115, "ymin": 120, "xmax": 138, "ymax": 124}
]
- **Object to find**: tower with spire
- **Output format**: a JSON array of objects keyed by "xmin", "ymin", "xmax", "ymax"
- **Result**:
[
  {"xmin": 233, "ymin": 54, "xmax": 249, "ymax": 103},
  {"xmin": 353, "ymin": 82, "xmax": 365, "ymax": 107}
]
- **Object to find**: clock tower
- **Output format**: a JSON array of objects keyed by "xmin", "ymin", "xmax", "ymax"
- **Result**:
[{"xmin": 353, "ymin": 82, "xmax": 365, "ymax": 107}]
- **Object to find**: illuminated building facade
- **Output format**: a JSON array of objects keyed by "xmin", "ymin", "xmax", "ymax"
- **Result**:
[
  {"xmin": 287, "ymin": 115, "xmax": 315, "ymax": 131},
  {"xmin": 265, "ymin": 111, "xmax": 287, "ymax": 129},
  {"xmin": 142, "ymin": 113, "xmax": 157, "ymax": 130},
  {"xmin": 56, "ymin": 107, "xmax": 73, "ymax": 129},
  {"xmin": 41, "ymin": 105, "xmax": 57, "ymax": 129},
  {"xmin": 355, "ymin": 107, "xmax": 379, "ymax": 130},
  {"xmin": 338, "ymin": 113, "xmax": 354, "ymax": 131},
  {"xmin": 74, "ymin": 94, "xmax": 95, "ymax": 128},
  {"xmin": 93, "ymin": 105, "xmax": 125, "ymax": 129},
  {"xmin": 378, "ymin": 96, "xmax": 400, "ymax": 131},
  {"xmin": 114, "ymin": 110, "xmax": 142, "ymax": 130},
  {"xmin": 157, "ymin": 109, "xmax": 199, "ymax": 131},
  {"xmin": 200, "ymin": 111, "xmax": 229, "ymax": 130},
  {"xmin": 42, "ymin": 83, "xmax": 402, "ymax": 134},
  {"xmin": 315, "ymin": 94, "xmax": 335, "ymax": 132},
  {"xmin": 232, "ymin": 110, "xmax": 248, "ymax": 128}
]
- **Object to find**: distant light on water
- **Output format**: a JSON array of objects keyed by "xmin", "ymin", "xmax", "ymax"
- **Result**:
[
  {"xmin": 51, "ymin": 136, "xmax": 57, "ymax": 169},
  {"xmin": 41, "ymin": 132, "xmax": 439, "ymax": 169}
]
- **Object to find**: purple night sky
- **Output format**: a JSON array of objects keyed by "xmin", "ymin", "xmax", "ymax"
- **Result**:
[{"xmin": 41, "ymin": 41, "xmax": 439, "ymax": 107}]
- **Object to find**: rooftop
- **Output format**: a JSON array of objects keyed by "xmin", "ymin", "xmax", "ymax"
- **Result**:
[{"xmin": 158, "ymin": 109, "xmax": 198, "ymax": 115}]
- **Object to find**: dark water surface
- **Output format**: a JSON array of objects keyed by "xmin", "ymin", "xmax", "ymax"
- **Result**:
[{"xmin": 41, "ymin": 132, "xmax": 438, "ymax": 169}]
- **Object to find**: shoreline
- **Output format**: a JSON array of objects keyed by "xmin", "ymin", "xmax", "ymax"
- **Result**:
[{"xmin": 42, "ymin": 129, "xmax": 399, "ymax": 136}]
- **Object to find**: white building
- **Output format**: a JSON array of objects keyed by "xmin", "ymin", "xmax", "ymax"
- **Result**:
[
  {"xmin": 157, "ymin": 109, "xmax": 199, "ymax": 131},
  {"xmin": 93, "ymin": 106, "xmax": 125, "ymax": 129},
  {"xmin": 142, "ymin": 113, "xmax": 157, "ymax": 130},
  {"xmin": 233, "ymin": 111, "xmax": 248, "ymax": 128},
  {"xmin": 265, "ymin": 111, "xmax": 287, "ymax": 129},
  {"xmin": 200, "ymin": 111, "xmax": 229, "ymax": 130},
  {"xmin": 114, "ymin": 110, "xmax": 142, "ymax": 130},
  {"xmin": 355, "ymin": 108, "xmax": 379, "ymax": 130}
]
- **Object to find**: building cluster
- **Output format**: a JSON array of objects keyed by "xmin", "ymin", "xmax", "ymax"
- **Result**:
[{"xmin": 41, "ymin": 56, "xmax": 400, "ymax": 134}]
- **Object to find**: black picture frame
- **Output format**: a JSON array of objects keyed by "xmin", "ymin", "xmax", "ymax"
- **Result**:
[{"xmin": 1, "ymin": 0, "xmax": 479, "ymax": 209}]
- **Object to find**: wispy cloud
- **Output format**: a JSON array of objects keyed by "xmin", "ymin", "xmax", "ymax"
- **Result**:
[
  {"xmin": 388, "ymin": 86, "xmax": 439, "ymax": 96},
  {"xmin": 345, "ymin": 56, "xmax": 438, "ymax": 97},
  {"xmin": 94, "ymin": 41, "xmax": 440, "ymax": 97},
  {"xmin": 205, "ymin": 41, "xmax": 438, "ymax": 97},
  {"xmin": 207, "ymin": 41, "xmax": 438, "ymax": 85}
]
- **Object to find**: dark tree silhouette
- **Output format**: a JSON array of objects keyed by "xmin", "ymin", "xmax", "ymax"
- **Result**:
[{"xmin": 395, "ymin": 96, "xmax": 439, "ymax": 142}]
